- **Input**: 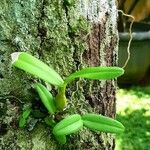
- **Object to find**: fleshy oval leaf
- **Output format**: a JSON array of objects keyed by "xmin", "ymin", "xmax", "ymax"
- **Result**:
[
  {"xmin": 53, "ymin": 114, "xmax": 83, "ymax": 136},
  {"xmin": 64, "ymin": 67, "xmax": 124, "ymax": 84},
  {"xmin": 34, "ymin": 83, "xmax": 57, "ymax": 114},
  {"xmin": 82, "ymin": 113, "xmax": 125, "ymax": 134},
  {"xmin": 11, "ymin": 52, "xmax": 64, "ymax": 86}
]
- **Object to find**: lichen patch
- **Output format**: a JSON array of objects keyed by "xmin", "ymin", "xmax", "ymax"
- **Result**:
[{"xmin": 80, "ymin": 0, "xmax": 109, "ymax": 23}]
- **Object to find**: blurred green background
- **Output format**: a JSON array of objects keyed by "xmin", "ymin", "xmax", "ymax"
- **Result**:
[
  {"xmin": 116, "ymin": 0, "xmax": 150, "ymax": 149},
  {"xmin": 115, "ymin": 87, "xmax": 150, "ymax": 150}
]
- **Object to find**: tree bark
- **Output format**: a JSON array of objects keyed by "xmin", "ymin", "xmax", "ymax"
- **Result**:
[{"xmin": 0, "ymin": 0, "xmax": 118, "ymax": 149}]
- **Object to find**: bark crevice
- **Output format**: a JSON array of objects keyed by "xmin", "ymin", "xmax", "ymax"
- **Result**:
[{"xmin": 37, "ymin": 0, "xmax": 47, "ymax": 57}]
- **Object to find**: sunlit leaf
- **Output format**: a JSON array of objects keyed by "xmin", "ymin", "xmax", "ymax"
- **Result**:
[
  {"xmin": 82, "ymin": 113, "xmax": 125, "ymax": 134},
  {"xmin": 11, "ymin": 52, "xmax": 64, "ymax": 86},
  {"xmin": 65, "ymin": 67, "xmax": 124, "ymax": 84},
  {"xmin": 53, "ymin": 114, "xmax": 83, "ymax": 136}
]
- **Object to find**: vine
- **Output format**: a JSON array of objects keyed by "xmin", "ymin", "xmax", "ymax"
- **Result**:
[{"xmin": 118, "ymin": 10, "xmax": 135, "ymax": 69}]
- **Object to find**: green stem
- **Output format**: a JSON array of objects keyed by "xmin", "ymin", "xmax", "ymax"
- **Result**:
[{"xmin": 55, "ymin": 84, "xmax": 67, "ymax": 110}]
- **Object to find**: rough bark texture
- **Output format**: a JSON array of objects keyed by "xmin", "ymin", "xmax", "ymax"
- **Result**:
[{"xmin": 0, "ymin": 0, "xmax": 118, "ymax": 150}]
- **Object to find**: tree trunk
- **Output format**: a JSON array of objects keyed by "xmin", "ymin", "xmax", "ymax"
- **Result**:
[{"xmin": 0, "ymin": 0, "xmax": 118, "ymax": 149}]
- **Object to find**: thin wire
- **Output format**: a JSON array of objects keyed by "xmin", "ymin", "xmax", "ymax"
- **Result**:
[{"xmin": 118, "ymin": 10, "xmax": 135, "ymax": 69}]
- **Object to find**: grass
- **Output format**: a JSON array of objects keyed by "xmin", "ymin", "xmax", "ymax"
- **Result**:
[{"xmin": 115, "ymin": 86, "xmax": 150, "ymax": 150}]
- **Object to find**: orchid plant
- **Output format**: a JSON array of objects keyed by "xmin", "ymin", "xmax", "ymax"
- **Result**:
[{"xmin": 11, "ymin": 52, "xmax": 125, "ymax": 144}]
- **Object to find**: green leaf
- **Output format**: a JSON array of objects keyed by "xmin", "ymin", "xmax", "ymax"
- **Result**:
[
  {"xmin": 19, "ymin": 108, "xmax": 32, "ymax": 128},
  {"xmin": 82, "ymin": 113, "xmax": 125, "ymax": 134},
  {"xmin": 44, "ymin": 116, "xmax": 56, "ymax": 127},
  {"xmin": 64, "ymin": 67, "xmax": 124, "ymax": 84},
  {"xmin": 22, "ymin": 108, "xmax": 32, "ymax": 119},
  {"xmin": 34, "ymin": 83, "xmax": 57, "ymax": 114},
  {"xmin": 19, "ymin": 117, "xmax": 27, "ymax": 128},
  {"xmin": 11, "ymin": 52, "xmax": 64, "ymax": 86},
  {"xmin": 53, "ymin": 114, "xmax": 83, "ymax": 136},
  {"xmin": 54, "ymin": 135, "xmax": 66, "ymax": 144}
]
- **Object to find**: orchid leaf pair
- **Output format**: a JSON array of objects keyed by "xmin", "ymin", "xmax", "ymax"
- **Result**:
[
  {"xmin": 11, "ymin": 52, "xmax": 125, "ymax": 144},
  {"xmin": 11, "ymin": 52, "xmax": 124, "ymax": 109},
  {"xmin": 52, "ymin": 114, "xmax": 125, "ymax": 144},
  {"xmin": 11, "ymin": 52, "xmax": 124, "ymax": 86}
]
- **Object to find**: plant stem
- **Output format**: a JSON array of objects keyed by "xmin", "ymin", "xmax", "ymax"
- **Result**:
[{"xmin": 55, "ymin": 84, "xmax": 67, "ymax": 110}]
